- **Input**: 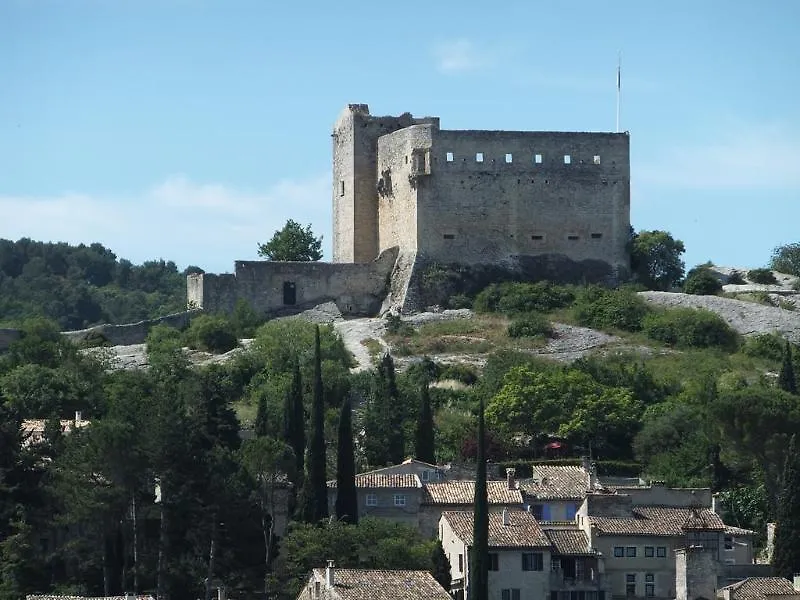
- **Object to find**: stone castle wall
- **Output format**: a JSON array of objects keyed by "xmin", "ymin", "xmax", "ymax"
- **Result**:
[{"xmin": 187, "ymin": 247, "xmax": 397, "ymax": 316}]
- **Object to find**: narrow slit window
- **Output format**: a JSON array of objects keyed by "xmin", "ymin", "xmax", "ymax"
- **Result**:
[
  {"xmin": 446, "ymin": 152, "xmax": 454, "ymax": 162},
  {"xmin": 339, "ymin": 180, "xmax": 345, "ymax": 196},
  {"xmin": 531, "ymin": 235, "xmax": 544, "ymax": 241},
  {"xmin": 505, "ymin": 153, "xmax": 513, "ymax": 163},
  {"xmin": 476, "ymin": 152, "xmax": 484, "ymax": 162},
  {"xmin": 591, "ymin": 233, "xmax": 603, "ymax": 239},
  {"xmin": 443, "ymin": 234, "xmax": 455, "ymax": 240},
  {"xmin": 567, "ymin": 234, "xmax": 579, "ymax": 241},
  {"xmin": 564, "ymin": 154, "xmax": 571, "ymax": 164},
  {"xmin": 593, "ymin": 155, "xmax": 601, "ymax": 165},
  {"xmin": 534, "ymin": 154, "xmax": 543, "ymax": 164}
]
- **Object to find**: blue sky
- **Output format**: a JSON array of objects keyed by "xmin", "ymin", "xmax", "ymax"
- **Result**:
[{"xmin": 2, "ymin": 0, "xmax": 798, "ymax": 274}]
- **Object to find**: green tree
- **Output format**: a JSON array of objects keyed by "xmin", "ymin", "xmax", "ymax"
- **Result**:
[
  {"xmin": 414, "ymin": 381, "xmax": 436, "ymax": 464},
  {"xmin": 283, "ymin": 360, "xmax": 305, "ymax": 479},
  {"xmin": 770, "ymin": 242, "xmax": 800, "ymax": 276},
  {"xmin": 257, "ymin": 219, "xmax": 323, "ymax": 261},
  {"xmin": 773, "ymin": 435, "xmax": 800, "ymax": 578},
  {"xmin": 364, "ymin": 354, "xmax": 405, "ymax": 467},
  {"xmin": 335, "ymin": 398, "xmax": 358, "ymax": 524},
  {"xmin": 296, "ymin": 327, "xmax": 328, "ymax": 524},
  {"xmin": 683, "ymin": 266, "xmax": 722, "ymax": 296},
  {"xmin": 255, "ymin": 392, "xmax": 270, "ymax": 437},
  {"xmin": 779, "ymin": 341, "xmax": 797, "ymax": 395},
  {"xmin": 430, "ymin": 540, "xmax": 451, "ymax": 591},
  {"xmin": 630, "ymin": 230, "xmax": 686, "ymax": 291},
  {"xmin": 470, "ymin": 398, "xmax": 488, "ymax": 600}
]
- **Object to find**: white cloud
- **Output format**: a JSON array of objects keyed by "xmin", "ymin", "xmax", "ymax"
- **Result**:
[
  {"xmin": 638, "ymin": 123, "xmax": 800, "ymax": 189},
  {"xmin": 0, "ymin": 173, "xmax": 331, "ymax": 273},
  {"xmin": 433, "ymin": 39, "xmax": 493, "ymax": 74}
]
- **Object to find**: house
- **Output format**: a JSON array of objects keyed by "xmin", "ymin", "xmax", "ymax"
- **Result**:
[
  {"xmin": 440, "ymin": 510, "xmax": 609, "ymax": 600},
  {"xmin": 420, "ymin": 473, "xmax": 525, "ymax": 537},
  {"xmin": 520, "ymin": 464, "xmax": 595, "ymax": 521},
  {"xmin": 22, "ymin": 411, "xmax": 90, "ymax": 447},
  {"xmin": 326, "ymin": 472, "xmax": 423, "ymax": 526},
  {"xmin": 716, "ymin": 577, "xmax": 800, "ymax": 600},
  {"xmin": 26, "ymin": 596, "xmax": 154, "ymax": 600},
  {"xmin": 297, "ymin": 562, "xmax": 451, "ymax": 600},
  {"xmin": 577, "ymin": 493, "xmax": 756, "ymax": 600}
]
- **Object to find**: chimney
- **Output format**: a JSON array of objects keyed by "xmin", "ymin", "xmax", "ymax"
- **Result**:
[
  {"xmin": 506, "ymin": 468, "xmax": 516, "ymax": 490},
  {"xmin": 502, "ymin": 508, "xmax": 510, "ymax": 526},
  {"xmin": 125, "ymin": 593, "xmax": 135, "ymax": 600},
  {"xmin": 793, "ymin": 574, "xmax": 800, "ymax": 592},
  {"xmin": 75, "ymin": 410, "xmax": 82, "ymax": 423},
  {"xmin": 326, "ymin": 560, "xmax": 335, "ymax": 588}
]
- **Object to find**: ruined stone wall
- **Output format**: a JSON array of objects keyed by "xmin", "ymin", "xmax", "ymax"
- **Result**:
[
  {"xmin": 189, "ymin": 248, "xmax": 397, "ymax": 316},
  {"xmin": 332, "ymin": 104, "xmax": 439, "ymax": 263},
  {"xmin": 61, "ymin": 310, "xmax": 200, "ymax": 346},
  {"xmin": 417, "ymin": 129, "xmax": 630, "ymax": 280}
]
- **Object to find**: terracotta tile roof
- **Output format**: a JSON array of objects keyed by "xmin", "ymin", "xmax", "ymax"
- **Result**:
[
  {"xmin": 589, "ymin": 507, "xmax": 725, "ymax": 536},
  {"xmin": 520, "ymin": 466, "xmax": 590, "ymax": 500},
  {"xmin": 327, "ymin": 474, "xmax": 421, "ymax": 489},
  {"xmin": 725, "ymin": 524, "xmax": 758, "ymax": 536},
  {"xmin": 308, "ymin": 568, "xmax": 450, "ymax": 600},
  {"xmin": 716, "ymin": 577, "xmax": 799, "ymax": 600},
  {"xmin": 543, "ymin": 528, "xmax": 597, "ymax": 556},
  {"xmin": 441, "ymin": 510, "xmax": 550, "ymax": 548},
  {"xmin": 422, "ymin": 481, "xmax": 523, "ymax": 505},
  {"xmin": 27, "ymin": 596, "xmax": 153, "ymax": 600}
]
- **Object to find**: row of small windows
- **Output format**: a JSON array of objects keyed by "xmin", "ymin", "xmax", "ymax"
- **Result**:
[
  {"xmin": 443, "ymin": 233, "xmax": 604, "ymax": 241},
  {"xmin": 365, "ymin": 493, "xmax": 405, "ymax": 507},
  {"xmin": 613, "ymin": 546, "xmax": 668, "ymax": 558},
  {"xmin": 626, "ymin": 573, "xmax": 656, "ymax": 598},
  {"xmin": 486, "ymin": 552, "xmax": 544, "ymax": 572},
  {"xmin": 445, "ymin": 152, "xmax": 605, "ymax": 165}
]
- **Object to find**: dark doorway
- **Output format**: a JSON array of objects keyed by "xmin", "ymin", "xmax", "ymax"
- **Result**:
[{"xmin": 283, "ymin": 281, "xmax": 296, "ymax": 305}]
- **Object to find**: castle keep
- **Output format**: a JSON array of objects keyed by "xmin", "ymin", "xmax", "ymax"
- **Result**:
[{"xmin": 188, "ymin": 104, "xmax": 631, "ymax": 315}]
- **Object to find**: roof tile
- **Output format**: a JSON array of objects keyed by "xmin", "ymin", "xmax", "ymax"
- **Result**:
[
  {"xmin": 328, "ymin": 474, "xmax": 421, "ymax": 489},
  {"xmin": 589, "ymin": 506, "xmax": 725, "ymax": 536},
  {"xmin": 442, "ymin": 510, "xmax": 550, "ymax": 548},
  {"xmin": 422, "ymin": 481, "xmax": 522, "ymax": 505},
  {"xmin": 307, "ymin": 568, "xmax": 450, "ymax": 600},
  {"xmin": 520, "ymin": 465, "xmax": 590, "ymax": 500},
  {"xmin": 544, "ymin": 528, "xmax": 597, "ymax": 556},
  {"xmin": 716, "ymin": 577, "xmax": 799, "ymax": 600}
]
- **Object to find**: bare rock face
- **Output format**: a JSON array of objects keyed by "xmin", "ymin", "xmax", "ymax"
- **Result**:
[{"xmin": 639, "ymin": 291, "xmax": 800, "ymax": 343}]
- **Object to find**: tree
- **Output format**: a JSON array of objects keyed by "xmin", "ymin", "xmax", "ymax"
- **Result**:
[
  {"xmin": 630, "ymin": 230, "xmax": 686, "ymax": 291},
  {"xmin": 296, "ymin": 326, "xmax": 328, "ymax": 524},
  {"xmin": 430, "ymin": 540, "xmax": 451, "ymax": 591},
  {"xmin": 363, "ymin": 354, "xmax": 405, "ymax": 467},
  {"xmin": 773, "ymin": 435, "xmax": 800, "ymax": 578},
  {"xmin": 255, "ymin": 392, "xmax": 270, "ymax": 437},
  {"xmin": 683, "ymin": 266, "xmax": 722, "ymax": 296},
  {"xmin": 414, "ymin": 381, "xmax": 436, "ymax": 464},
  {"xmin": 770, "ymin": 242, "xmax": 800, "ymax": 276},
  {"xmin": 257, "ymin": 219, "xmax": 323, "ymax": 262},
  {"xmin": 335, "ymin": 398, "xmax": 358, "ymax": 524},
  {"xmin": 470, "ymin": 398, "xmax": 488, "ymax": 600},
  {"xmin": 779, "ymin": 341, "xmax": 797, "ymax": 395},
  {"xmin": 283, "ymin": 360, "xmax": 305, "ymax": 479}
]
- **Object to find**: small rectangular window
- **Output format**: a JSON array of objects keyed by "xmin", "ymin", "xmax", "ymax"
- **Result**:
[
  {"xmin": 443, "ymin": 234, "xmax": 455, "ymax": 240},
  {"xmin": 531, "ymin": 235, "xmax": 544, "ymax": 241},
  {"xmin": 565, "ymin": 503, "xmax": 577, "ymax": 519},
  {"xmin": 613, "ymin": 547, "xmax": 624, "ymax": 557},
  {"xmin": 339, "ymin": 180, "xmax": 345, "ymax": 196},
  {"xmin": 645, "ymin": 574, "xmax": 654, "ymax": 583},
  {"xmin": 505, "ymin": 153, "xmax": 513, "ymax": 163},
  {"xmin": 645, "ymin": 546, "xmax": 654, "ymax": 557},
  {"xmin": 724, "ymin": 536, "xmax": 734, "ymax": 550},
  {"xmin": 645, "ymin": 584, "xmax": 655, "ymax": 597},
  {"xmin": 626, "ymin": 574, "xmax": 636, "ymax": 583},
  {"xmin": 593, "ymin": 155, "xmax": 601, "ymax": 165},
  {"xmin": 564, "ymin": 154, "xmax": 571, "ymax": 164},
  {"xmin": 476, "ymin": 152, "xmax": 484, "ymax": 162},
  {"xmin": 656, "ymin": 546, "xmax": 667, "ymax": 558},
  {"xmin": 365, "ymin": 493, "xmax": 377, "ymax": 507},
  {"xmin": 458, "ymin": 554, "xmax": 463, "ymax": 571},
  {"xmin": 626, "ymin": 585, "xmax": 636, "ymax": 597},
  {"xmin": 626, "ymin": 546, "xmax": 637, "ymax": 557},
  {"xmin": 421, "ymin": 470, "xmax": 430, "ymax": 481},
  {"xmin": 502, "ymin": 590, "xmax": 521, "ymax": 600},
  {"xmin": 446, "ymin": 152, "xmax": 454, "ymax": 162},
  {"xmin": 535, "ymin": 153, "xmax": 543, "ymax": 164},
  {"xmin": 489, "ymin": 553, "xmax": 499, "ymax": 571},
  {"xmin": 591, "ymin": 233, "xmax": 603, "ymax": 239},
  {"xmin": 522, "ymin": 552, "xmax": 544, "ymax": 571},
  {"xmin": 568, "ymin": 235, "xmax": 580, "ymax": 241},
  {"xmin": 393, "ymin": 494, "xmax": 406, "ymax": 507}
]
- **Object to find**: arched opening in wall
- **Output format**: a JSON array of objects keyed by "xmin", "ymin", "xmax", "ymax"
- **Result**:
[{"xmin": 283, "ymin": 281, "xmax": 297, "ymax": 306}]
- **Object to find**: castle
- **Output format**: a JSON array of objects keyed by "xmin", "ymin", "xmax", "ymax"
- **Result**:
[{"xmin": 187, "ymin": 104, "xmax": 631, "ymax": 315}]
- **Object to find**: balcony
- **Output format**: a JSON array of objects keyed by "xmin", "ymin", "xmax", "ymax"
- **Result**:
[{"xmin": 550, "ymin": 571, "xmax": 606, "ymax": 590}]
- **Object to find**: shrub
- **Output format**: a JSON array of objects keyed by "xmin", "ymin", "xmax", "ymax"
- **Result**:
[
  {"xmin": 448, "ymin": 294, "xmax": 472, "ymax": 309},
  {"xmin": 747, "ymin": 268, "xmax": 778, "ymax": 285},
  {"xmin": 507, "ymin": 313, "xmax": 554, "ymax": 339},
  {"xmin": 642, "ymin": 308, "xmax": 738, "ymax": 350},
  {"xmin": 184, "ymin": 314, "xmax": 238, "ymax": 353},
  {"xmin": 384, "ymin": 313, "xmax": 414, "ymax": 336},
  {"xmin": 438, "ymin": 363, "xmax": 479, "ymax": 385},
  {"xmin": 572, "ymin": 287, "xmax": 650, "ymax": 332},
  {"xmin": 474, "ymin": 281, "xmax": 574, "ymax": 315},
  {"xmin": 741, "ymin": 332, "xmax": 788, "ymax": 361},
  {"xmin": 683, "ymin": 267, "xmax": 722, "ymax": 296},
  {"xmin": 727, "ymin": 270, "xmax": 746, "ymax": 285}
]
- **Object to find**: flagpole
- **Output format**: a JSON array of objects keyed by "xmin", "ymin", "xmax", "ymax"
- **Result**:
[{"xmin": 616, "ymin": 52, "xmax": 621, "ymax": 133}]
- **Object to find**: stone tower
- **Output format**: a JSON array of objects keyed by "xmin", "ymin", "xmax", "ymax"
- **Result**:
[{"xmin": 331, "ymin": 104, "xmax": 439, "ymax": 263}]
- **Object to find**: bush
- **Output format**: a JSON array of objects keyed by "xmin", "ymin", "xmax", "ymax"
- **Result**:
[
  {"xmin": 507, "ymin": 313, "xmax": 554, "ymax": 339},
  {"xmin": 448, "ymin": 294, "xmax": 472, "ymax": 309},
  {"xmin": 572, "ymin": 287, "xmax": 650, "ymax": 332},
  {"xmin": 385, "ymin": 313, "xmax": 414, "ymax": 336},
  {"xmin": 747, "ymin": 268, "xmax": 778, "ymax": 285},
  {"xmin": 184, "ymin": 314, "xmax": 238, "ymax": 353},
  {"xmin": 741, "ymin": 332, "xmax": 787, "ymax": 361},
  {"xmin": 474, "ymin": 281, "xmax": 574, "ymax": 315},
  {"xmin": 438, "ymin": 363, "xmax": 479, "ymax": 385},
  {"xmin": 683, "ymin": 267, "xmax": 722, "ymax": 296},
  {"xmin": 642, "ymin": 308, "xmax": 738, "ymax": 350},
  {"xmin": 727, "ymin": 270, "xmax": 746, "ymax": 285}
]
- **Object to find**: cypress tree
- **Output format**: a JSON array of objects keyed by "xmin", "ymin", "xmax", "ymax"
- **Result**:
[
  {"xmin": 335, "ymin": 398, "xmax": 358, "ymax": 524},
  {"xmin": 431, "ymin": 540, "xmax": 452, "ymax": 591},
  {"xmin": 469, "ymin": 398, "xmax": 489, "ymax": 600},
  {"xmin": 379, "ymin": 353, "xmax": 405, "ymax": 465},
  {"xmin": 297, "ymin": 326, "xmax": 328, "ymax": 524},
  {"xmin": 283, "ymin": 360, "xmax": 305, "ymax": 478},
  {"xmin": 773, "ymin": 434, "xmax": 800, "ymax": 578},
  {"xmin": 414, "ymin": 380, "xmax": 436, "ymax": 464},
  {"xmin": 255, "ymin": 392, "xmax": 269, "ymax": 437},
  {"xmin": 778, "ymin": 341, "xmax": 797, "ymax": 395}
]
